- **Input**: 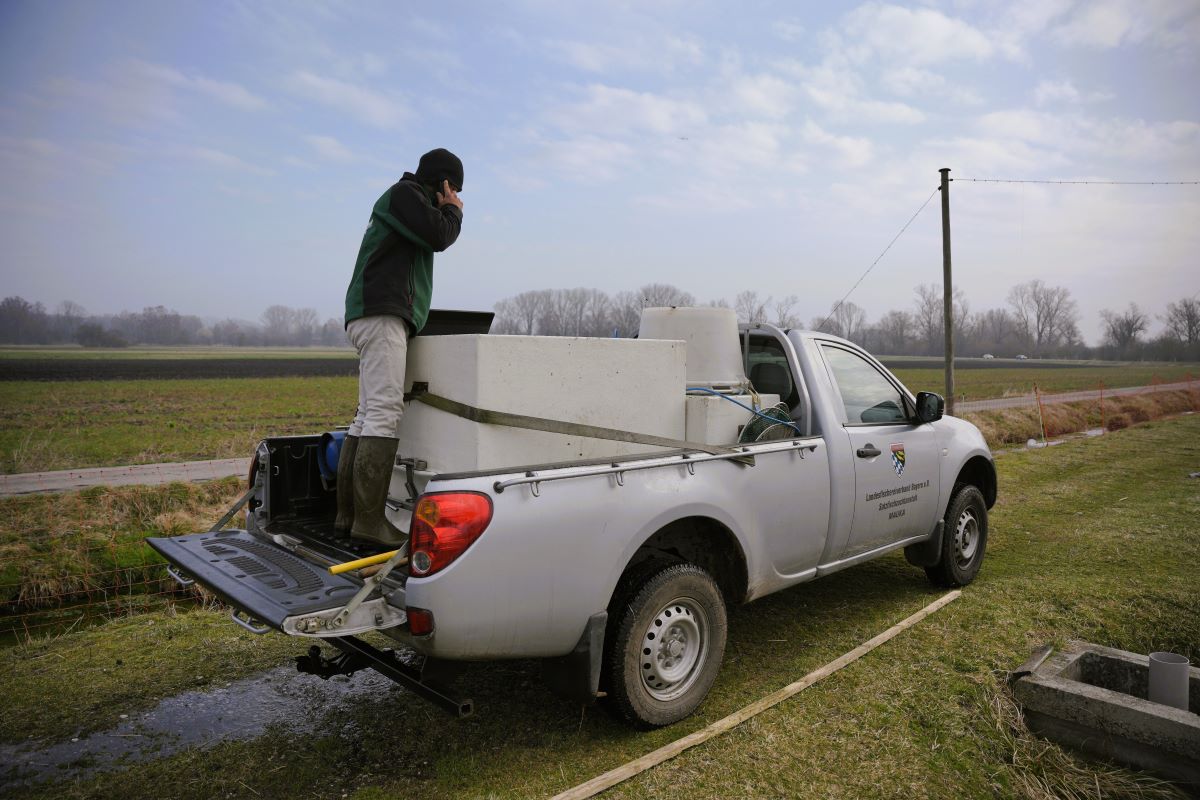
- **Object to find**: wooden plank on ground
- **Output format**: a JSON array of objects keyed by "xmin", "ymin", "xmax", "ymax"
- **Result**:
[{"xmin": 553, "ymin": 590, "xmax": 962, "ymax": 800}]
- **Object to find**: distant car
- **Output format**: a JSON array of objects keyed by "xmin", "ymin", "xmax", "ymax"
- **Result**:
[
  {"xmin": 982, "ymin": 354, "xmax": 995, "ymax": 359},
  {"xmin": 1016, "ymin": 354, "xmax": 1029, "ymax": 360}
]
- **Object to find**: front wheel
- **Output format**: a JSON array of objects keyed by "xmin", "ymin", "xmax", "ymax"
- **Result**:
[
  {"xmin": 603, "ymin": 563, "xmax": 727, "ymax": 728},
  {"xmin": 925, "ymin": 484, "xmax": 988, "ymax": 588}
]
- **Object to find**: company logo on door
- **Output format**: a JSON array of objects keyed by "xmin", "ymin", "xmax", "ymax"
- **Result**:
[{"xmin": 890, "ymin": 443, "xmax": 906, "ymax": 476}]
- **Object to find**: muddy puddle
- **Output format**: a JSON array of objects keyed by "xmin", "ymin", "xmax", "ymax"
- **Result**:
[{"xmin": 0, "ymin": 659, "xmax": 407, "ymax": 790}]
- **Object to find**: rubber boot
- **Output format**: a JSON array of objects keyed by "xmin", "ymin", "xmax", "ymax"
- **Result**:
[
  {"xmin": 333, "ymin": 434, "xmax": 359, "ymax": 535},
  {"xmin": 350, "ymin": 436, "xmax": 407, "ymax": 548}
]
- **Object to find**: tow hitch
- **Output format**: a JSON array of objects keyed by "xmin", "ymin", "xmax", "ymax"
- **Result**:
[{"xmin": 296, "ymin": 636, "xmax": 474, "ymax": 718}]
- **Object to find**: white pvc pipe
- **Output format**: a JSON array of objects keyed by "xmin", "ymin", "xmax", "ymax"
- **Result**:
[{"xmin": 1148, "ymin": 651, "xmax": 1190, "ymax": 711}]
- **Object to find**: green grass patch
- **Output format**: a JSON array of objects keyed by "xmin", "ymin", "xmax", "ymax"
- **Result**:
[
  {"xmin": 0, "ymin": 346, "xmax": 354, "ymax": 360},
  {"xmin": 0, "ymin": 478, "xmax": 245, "ymax": 632},
  {"xmin": 0, "ymin": 377, "xmax": 356, "ymax": 473},
  {"xmin": 4, "ymin": 364, "xmax": 1199, "ymax": 474},
  {"xmin": 893, "ymin": 364, "xmax": 1200, "ymax": 402},
  {"xmin": 4, "ymin": 416, "xmax": 1198, "ymax": 798},
  {"xmin": 0, "ymin": 609, "xmax": 300, "ymax": 744}
]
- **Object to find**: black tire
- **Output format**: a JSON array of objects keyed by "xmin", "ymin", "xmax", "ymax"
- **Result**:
[
  {"xmin": 603, "ymin": 563, "xmax": 727, "ymax": 728},
  {"xmin": 925, "ymin": 484, "xmax": 988, "ymax": 588}
]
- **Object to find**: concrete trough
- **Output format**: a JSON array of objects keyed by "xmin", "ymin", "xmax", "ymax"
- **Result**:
[{"xmin": 1011, "ymin": 641, "xmax": 1200, "ymax": 790}]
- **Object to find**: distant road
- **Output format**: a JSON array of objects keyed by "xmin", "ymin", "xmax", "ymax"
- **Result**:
[{"xmin": 955, "ymin": 380, "xmax": 1195, "ymax": 412}]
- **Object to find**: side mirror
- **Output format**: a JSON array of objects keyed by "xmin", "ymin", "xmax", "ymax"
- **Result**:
[{"xmin": 915, "ymin": 391, "xmax": 944, "ymax": 424}]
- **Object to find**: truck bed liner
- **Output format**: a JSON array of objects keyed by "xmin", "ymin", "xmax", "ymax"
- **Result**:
[{"xmin": 147, "ymin": 529, "xmax": 362, "ymax": 630}]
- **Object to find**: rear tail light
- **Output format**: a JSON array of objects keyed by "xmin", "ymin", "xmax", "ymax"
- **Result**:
[
  {"xmin": 407, "ymin": 607, "xmax": 434, "ymax": 636},
  {"xmin": 409, "ymin": 492, "xmax": 493, "ymax": 577}
]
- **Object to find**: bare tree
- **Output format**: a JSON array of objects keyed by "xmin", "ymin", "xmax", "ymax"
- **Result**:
[
  {"xmin": 1007, "ymin": 280, "xmax": 1079, "ymax": 355},
  {"xmin": 1162, "ymin": 298, "xmax": 1200, "ymax": 345},
  {"xmin": 975, "ymin": 308, "xmax": 1017, "ymax": 352},
  {"xmin": 261, "ymin": 305, "xmax": 295, "ymax": 346},
  {"xmin": 293, "ymin": 308, "xmax": 320, "ymax": 345},
  {"xmin": 875, "ymin": 309, "xmax": 914, "ymax": 353},
  {"xmin": 734, "ymin": 290, "xmax": 769, "ymax": 323},
  {"xmin": 1100, "ymin": 303, "xmax": 1149, "ymax": 353},
  {"xmin": 580, "ymin": 289, "xmax": 613, "ymax": 337},
  {"xmin": 912, "ymin": 284, "xmax": 942, "ymax": 353},
  {"xmin": 611, "ymin": 291, "xmax": 643, "ymax": 337},
  {"xmin": 772, "ymin": 295, "xmax": 801, "ymax": 329},
  {"xmin": 639, "ymin": 283, "xmax": 695, "ymax": 308},
  {"xmin": 819, "ymin": 301, "xmax": 867, "ymax": 342}
]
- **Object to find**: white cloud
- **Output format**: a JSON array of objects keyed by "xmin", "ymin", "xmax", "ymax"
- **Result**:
[
  {"xmin": 289, "ymin": 71, "xmax": 407, "ymax": 128},
  {"xmin": 532, "ymin": 135, "xmax": 634, "ymax": 183},
  {"xmin": 172, "ymin": 145, "xmax": 274, "ymax": 176},
  {"xmin": 729, "ymin": 73, "xmax": 799, "ymax": 119},
  {"xmin": 801, "ymin": 121, "xmax": 874, "ymax": 167},
  {"xmin": 547, "ymin": 84, "xmax": 707, "ymax": 137},
  {"xmin": 304, "ymin": 134, "xmax": 356, "ymax": 162},
  {"xmin": 976, "ymin": 109, "xmax": 1200, "ymax": 165},
  {"xmin": 546, "ymin": 35, "xmax": 703, "ymax": 74},
  {"xmin": 131, "ymin": 61, "xmax": 267, "ymax": 111},
  {"xmin": 1033, "ymin": 80, "xmax": 1114, "ymax": 106},
  {"xmin": 1051, "ymin": 0, "xmax": 1200, "ymax": 49},
  {"xmin": 838, "ymin": 2, "xmax": 1017, "ymax": 66},
  {"xmin": 772, "ymin": 19, "xmax": 806, "ymax": 43},
  {"xmin": 778, "ymin": 60, "xmax": 926, "ymax": 124},
  {"xmin": 882, "ymin": 66, "xmax": 983, "ymax": 105}
]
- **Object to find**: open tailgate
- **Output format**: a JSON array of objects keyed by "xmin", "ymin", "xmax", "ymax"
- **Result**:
[{"xmin": 147, "ymin": 529, "xmax": 405, "ymax": 637}]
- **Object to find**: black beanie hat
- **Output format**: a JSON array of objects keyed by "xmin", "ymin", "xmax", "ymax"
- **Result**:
[{"xmin": 415, "ymin": 148, "xmax": 464, "ymax": 191}]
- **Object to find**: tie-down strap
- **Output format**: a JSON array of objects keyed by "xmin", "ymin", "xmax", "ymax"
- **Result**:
[{"xmin": 406, "ymin": 384, "xmax": 754, "ymax": 466}]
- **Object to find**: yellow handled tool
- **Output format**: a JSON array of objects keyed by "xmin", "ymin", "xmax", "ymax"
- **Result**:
[{"xmin": 329, "ymin": 549, "xmax": 404, "ymax": 575}]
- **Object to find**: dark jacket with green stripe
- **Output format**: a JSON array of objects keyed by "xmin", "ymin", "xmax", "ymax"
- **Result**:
[{"xmin": 344, "ymin": 172, "xmax": 463, "ymax": 334}]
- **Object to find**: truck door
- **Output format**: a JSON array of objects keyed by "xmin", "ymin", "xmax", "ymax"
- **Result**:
[{"xmin": 819, "ymin": 343, "xmax": 940, "ymax": 558}]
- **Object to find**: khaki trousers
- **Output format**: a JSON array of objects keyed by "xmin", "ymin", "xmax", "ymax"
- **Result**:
[{"xmin": 346, "ymin": 315, "xmax": 409, "ymax": 439}]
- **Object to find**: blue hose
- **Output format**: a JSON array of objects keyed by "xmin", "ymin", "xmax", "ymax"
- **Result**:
[{"xmin": 685, "ymin": 387, "xmax": 803, "ymax": 434}]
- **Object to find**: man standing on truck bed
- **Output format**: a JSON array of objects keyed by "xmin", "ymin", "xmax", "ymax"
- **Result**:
[{"xmin": 338, "ymin": 148, "xmax": 464, "ymax": 547}]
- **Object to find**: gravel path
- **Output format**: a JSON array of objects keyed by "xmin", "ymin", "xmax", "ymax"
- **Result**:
[{"xmin": 0, "ymin": 458, "xmax": 247, "ymax": 496}]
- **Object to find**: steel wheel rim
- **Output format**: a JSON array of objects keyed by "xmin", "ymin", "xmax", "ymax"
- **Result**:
[
  {"xmin": 954, "ymin": 508, "xmax": 979, "ymax": 567},
  {"xmin": 639, "ymin": 596, "xmax": 708, "ymax": 701}
]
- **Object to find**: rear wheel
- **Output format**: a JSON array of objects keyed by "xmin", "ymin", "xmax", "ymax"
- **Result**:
[
  {"xmin": 925, "ymin": 484, "xmax": 988, "ymax": 588},
  {"xmin": 603, "ymin": 563, "xmax": 727, "ymax": 728}
]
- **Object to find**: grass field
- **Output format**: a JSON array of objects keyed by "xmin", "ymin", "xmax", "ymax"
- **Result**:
[
  {"xmin": 893, "ymin": 365, "xmax": 1199, "ymax": 402},
  {"xmin": 0, "ymin": 346, "xmax": 354, "ymax": 360},
  {"xmin": 2, "ymin": 415, "xmax": 1197, "ymax": 799},
  {"xmin": 0, "ymin": 377, "xmax": 355, "ymax": 473},
  {"xmin": 2, "ymin": 361, "xmax": 1198, "ymax": 473}
]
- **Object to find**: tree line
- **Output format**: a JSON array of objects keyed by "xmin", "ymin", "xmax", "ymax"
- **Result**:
[
  {"xmin": 491, "ymin": 282, "xmax": 1200, "ymax": 361},
  {"xmin": 0, "ymin": 298, "xmax": 347, "ymax": 348},
  {"xmin": 2, "ymin": 285, "xmax": 1197, "ymax": 361}
]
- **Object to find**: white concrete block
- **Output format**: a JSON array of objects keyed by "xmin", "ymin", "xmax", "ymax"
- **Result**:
[
  {"xmin": 685, "ymin": 394, "xmax": 780, "ymax": 445},
  {"xmin": 399, "ymin": 335, "xmax": 687, "ymax": 473}
]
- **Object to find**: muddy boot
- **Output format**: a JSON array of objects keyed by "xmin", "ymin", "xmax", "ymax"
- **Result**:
[
  {"xmin": 351, "ymin": 436, "xmax": 407, "ymax": 548},
  {"xmin": 333, "ymin": 434, "xmax": 359, "ymax": 535}
]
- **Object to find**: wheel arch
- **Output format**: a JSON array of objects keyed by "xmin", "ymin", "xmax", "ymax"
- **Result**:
[
  {"xmin": 610, "ymin": 516, "xmax": 749, "ymax": 610},
  {"xmin": 954, "ymin": 455, "xmax": 997, "ymax": 509}
]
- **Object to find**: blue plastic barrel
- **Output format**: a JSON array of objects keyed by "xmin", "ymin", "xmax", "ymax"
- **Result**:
[{"xmin": 318, "ymin": 431, "xmax": 347, "ymax": 481}]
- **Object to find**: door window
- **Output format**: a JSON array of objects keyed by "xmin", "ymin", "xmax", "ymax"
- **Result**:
[{"xmin": 822, "ymin": 346, "xmax": 909, "ymax": 425}]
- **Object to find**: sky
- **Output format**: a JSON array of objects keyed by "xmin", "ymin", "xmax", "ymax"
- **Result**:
[{"xmin": 1, "ymin": 0, "xmax": 1198, "ymax": 344}]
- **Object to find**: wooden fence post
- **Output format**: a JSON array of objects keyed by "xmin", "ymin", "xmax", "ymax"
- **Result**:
[{"xmin": 1034, "ymin": 383, "xmax": 1048, "ymax": 443}]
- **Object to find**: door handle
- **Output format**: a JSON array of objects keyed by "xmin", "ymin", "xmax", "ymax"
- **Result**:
[{"xmin": 857, "ymin": 444, "xmax": 881, "ymax": 458}]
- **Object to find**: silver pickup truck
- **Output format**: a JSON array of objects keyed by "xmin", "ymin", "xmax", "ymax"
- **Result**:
[{"xmin": 150, "ymin": 323, "xmax": 996, "ymax": 728}]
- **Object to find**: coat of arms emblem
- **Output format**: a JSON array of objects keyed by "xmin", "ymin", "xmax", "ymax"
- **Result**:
[{"xmin": 890, "ymin": 443, "xmax": 906, "ymax": 476}]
